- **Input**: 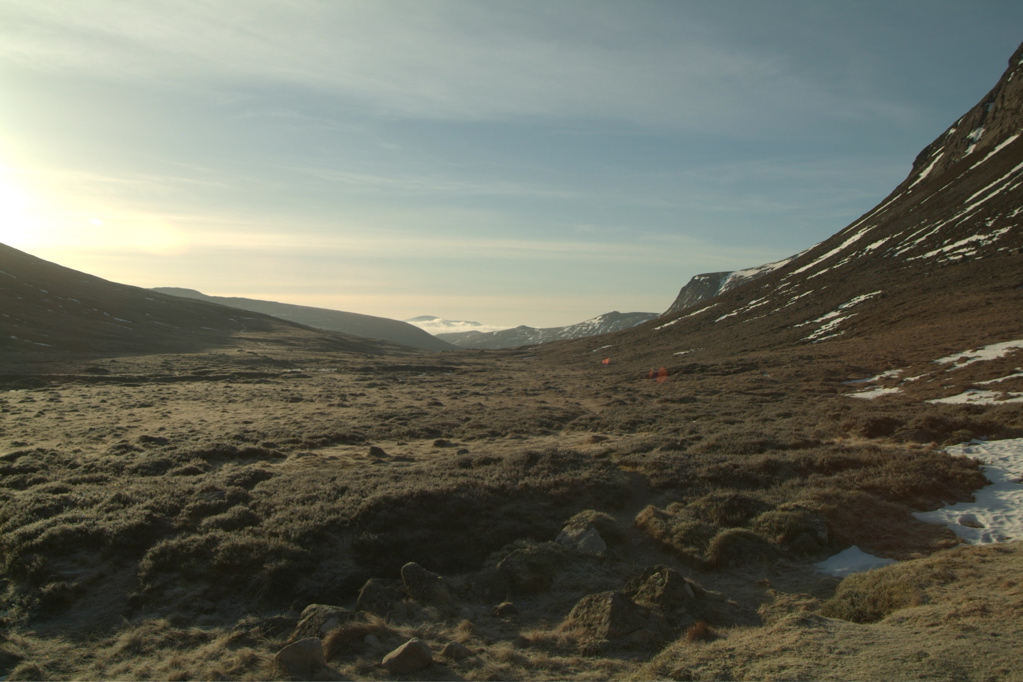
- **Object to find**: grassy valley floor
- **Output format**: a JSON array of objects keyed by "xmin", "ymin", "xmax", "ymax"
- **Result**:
[{"xmin": 1, "ymin": 347, "xmax": 1022, "ymax": 680}]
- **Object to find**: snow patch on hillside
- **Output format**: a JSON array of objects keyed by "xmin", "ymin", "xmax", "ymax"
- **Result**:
[
  {"xmin": 915, "ymin": 439, "xmax": 1023, "ymax": 543},
  {"xmin": 935, "ymin": 339, "xmax": 1023, "ymax": 368},
  {"xmin": 796, "ymin": 291, "xmax": 881, "ymax": 343}
]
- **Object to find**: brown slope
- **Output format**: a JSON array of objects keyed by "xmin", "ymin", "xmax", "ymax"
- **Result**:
[
  {"xmin": 0, "ymin": 243, "xmax": 412, "ymax": 363},
  {"xmin": 152, "ymin": 287, "xmax": 455, "ymax": 352},
  {"xmin": 545, "ymin": 41, "xmax": 1023, "ymax": 376}
]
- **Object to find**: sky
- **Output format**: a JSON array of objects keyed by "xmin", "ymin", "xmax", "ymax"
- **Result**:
[{"xmin": 1, "ymin": 1, "xmax": 1022, "ymax": 329}]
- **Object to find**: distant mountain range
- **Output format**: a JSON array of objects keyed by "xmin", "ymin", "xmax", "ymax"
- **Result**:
[
  {"xmin": 436, "ymin": 311, "xmax": 658, "ymax": 349},
  {"xmin": 153, "ymin": 288, "xmax": 454, "ymax": 352}
]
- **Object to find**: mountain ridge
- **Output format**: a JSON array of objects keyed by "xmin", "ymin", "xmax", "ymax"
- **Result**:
[
  {"xmin": 0, "ymin": 244, "xmax": 410, "ymax": 361},
  {"xmin": 438, "ymin": 310, "xmax": 658, "ymax": 349}
]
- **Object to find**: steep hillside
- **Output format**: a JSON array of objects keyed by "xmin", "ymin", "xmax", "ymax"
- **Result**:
[
  {"xmin": 0, "ymin": 244, "xmax": 408, "ymax": 362},
  {"xmin": 439, "ymin": 311, "xmax": 657, "ymax": 349},
  {"xmin": 554, "ymin": 42, "xmax": 1023, "ymax": 398},
  {"xmin": 153, "ymin": 288, "xmax": 454, "ymax": 352}
]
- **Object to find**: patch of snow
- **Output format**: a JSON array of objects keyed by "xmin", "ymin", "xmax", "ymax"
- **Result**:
[
  {"xmin": 655, "ymin": 303, "xmax": 718, "ymax": 330},
  {"xmin": 927, "ymin": 389, "xmax": 1023, "ymax": 405},
  {"xmin": 909, "ymin": 226, "xmax": 1013, "ymax": 262},
  {"xmin": 721, "ymin": 258, "xmax": 791, "ymax": 291},
  {"xmin": 970, "ymin": 134, "xmax": 1020, "ymax": 169},
  {"xmin": 915, "ymin": 439, "xmax": 1023, "ymax": 543},
  {"xmin": 935, "ymin": 339, "xmax": 1023, "ymax": 368},
  {"xmin": 788, "ymin": 231, "xmax": 868, "ymax": 277},
  {"xmin": 848, "ymin": 386, "xmax": 903, "ymax": 400},
  {"xmin": 964, "ymin": 160, "xmax": 1023, "ymax": 206},
  {"xmin": 978, "ymin": 370, "xmax": 1023, "ymax": 385},
  {"xmin": 964, "ymin": 126, "xmax": 985, "ymax": 155},
  {"xmin": 908, "ymin": 151, "xmax": 944, "ymax": 189},
  {"xmin": 797, "ymin": 291, "xmax": 881, "ymax": 343},
  {"xmin": 815, "ymin": 546, "xmax": 896, "ymax": 577}
]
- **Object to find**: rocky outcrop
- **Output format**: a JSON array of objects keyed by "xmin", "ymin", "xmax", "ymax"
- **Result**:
[{"xmin": 560, "ymin": 591, "xmax": 655, "ymax": 641}]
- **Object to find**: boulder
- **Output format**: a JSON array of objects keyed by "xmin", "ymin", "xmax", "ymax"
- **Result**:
[
  {"xmin": 556, "ymin": 525, "xmax": 607, "ymax": 555},
  {"xmin": 381, "ymin": 638, "xmax": 432, "ymax": 674},
  {"xmin": 289, "ymin": 604, "xmax": 357, "ymax": 642},
  {"xmin": 440, "ymin": 641, "xmax": 473, "ymax": 661},
  {"xmin": 626, "ymin": 566, "xmax": 699, "ymax": 613},
  {"xmin": 275, "ymin": 637, "xmax": 325, "ymax": 679},
  {"xmin": 494, "ymin": 541, "xmax": 568, "ymax": 594},
  {"xmin": 356, "ymin": 578, "xmax": 404, "ymax": 617},
  {"xmin": 561, "ymin": 591, "xmax": 650, "ymax": 640},
  {"xmin": 401, "ymin": 562, "xmax": 454, "ymax": 609}
]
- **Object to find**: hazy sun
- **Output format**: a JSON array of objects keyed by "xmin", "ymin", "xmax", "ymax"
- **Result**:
[{"xmin": 0, "ymin": 175, "xmax": 41, "ymax": 246}]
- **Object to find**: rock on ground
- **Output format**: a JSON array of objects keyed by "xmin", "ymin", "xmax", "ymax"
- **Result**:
[
  {"xmin": 289, "ymin": 604, "xmax": 357, "ymax": 642},
  {"xmin": 275, "ymin": 637, "xmax": 325, "ymax": 679},
  {"xmin": 561, "ymin": 591, "xmax": 652, "ymax": 640},
  {"xmin": 382, "ymin": 638, "xmax": 433, "ymax": 674}
]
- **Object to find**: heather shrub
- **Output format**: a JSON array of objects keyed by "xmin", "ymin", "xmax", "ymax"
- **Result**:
[
  {"xmin": 705, "ymin": 528, "xmax": 777, "ymax": 568},
  {"xmin": 822, "ymin": 561, "xmax": 956, "ymax": 623}
]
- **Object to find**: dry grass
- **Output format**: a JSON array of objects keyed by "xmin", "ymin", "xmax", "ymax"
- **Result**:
[{"xmin": 0, "ymin": 348, "xmax": 1020, "ymax": 680}]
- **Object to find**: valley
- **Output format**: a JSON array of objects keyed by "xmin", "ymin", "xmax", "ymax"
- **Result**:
[{"xmin": 1, "ymin": 28, "xmax": 1022, "ymax": 682}]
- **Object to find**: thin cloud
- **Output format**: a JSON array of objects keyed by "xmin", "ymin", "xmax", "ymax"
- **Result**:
[{"xmin": 0, "ymin": 1, "xmax": 913, "ymax": 133}]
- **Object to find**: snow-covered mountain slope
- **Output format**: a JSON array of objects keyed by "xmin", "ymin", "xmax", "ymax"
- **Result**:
[
  {"xmin": 439, "ymin": 311, "xmax": 657, "ymax": 349},
  {"xmin": 154, "ymin": 289, "xmax": 454, "ymax": 352},
  {"xmin": 548, "ymin": 41, "xmax": 1023, "ymax": 389}
]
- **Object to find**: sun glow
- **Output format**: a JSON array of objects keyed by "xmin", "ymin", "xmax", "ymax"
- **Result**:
[
  {"xmin": 0, "ymin": 171, "xmax": 191, "ymax": 258},
  {"xmin": 0, "ymin": 173, "xmax": 42, "ymax": 246}
]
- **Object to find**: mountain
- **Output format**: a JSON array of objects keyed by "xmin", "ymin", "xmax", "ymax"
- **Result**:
[
  {"xmin": 548, "ymin": 42, "xmax": 1023, "ymax": 400},
  {"xmin": 153, "ymin": 288, "xmax": 454, "ymax": 352},
  {"xmin": 664, "ymin": 259, "xmax": 791, "ymax": 316},
  {"xmin": 439, "ymin": 311, "xmax": 658, "ymax": 349},
  {"xmin": 0, "ymin": 244, "xmax": 408, "ymax": 361}
]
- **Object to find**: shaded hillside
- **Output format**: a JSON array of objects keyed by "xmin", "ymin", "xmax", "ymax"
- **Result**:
[
  {"xmin": 153, "ymin": 288, "xmax": 454, "ymax": 352},
  {"xmin": 439, "ymin": 311, "xmax": 657, "ymax": 349},
  {"xmin": 552, "ymin": 42, "xmax": 1023, "ymax": 382},
  {"xmin": 0, "ymin": 244, "xmax": 408, "ymax": 362}
]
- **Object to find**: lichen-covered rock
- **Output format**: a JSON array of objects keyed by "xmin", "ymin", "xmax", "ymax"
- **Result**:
[
  {"xmin": 556, "ymin": 524, "xmax": 607, "ymax": 555},
  {"xmin": 382, "ymin": 638, "xmax": 432, "ymax": 674},
  {"xmin": 401, "ymin": 561, "xmax": 454, "ymax": 609},
  {"xmin": 289, "ymin": 604, "xmax": 357, "ymax": 642},
  {"xmin": 626, "ymin": 566, "xmax": 698, "ymax": 611},
  {"xmin": 561, "ymin": 591, "xmax": 650, "ymax": 640}
]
